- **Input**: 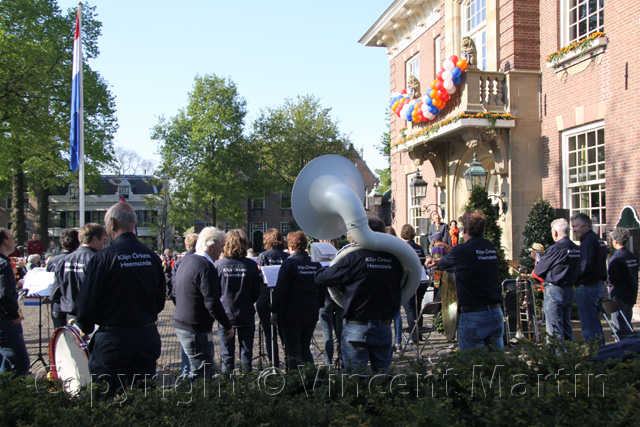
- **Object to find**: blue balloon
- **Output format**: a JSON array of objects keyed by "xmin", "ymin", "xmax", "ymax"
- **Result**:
[
  {"xmin": 425, "ymin": 97, "xmax": 434, "ymax": 107},
  {"xmin": 428, "ymin": 106, "xmax": 440, "ymax": 115},
  {"xmin": 406, "ymin": 108, "xmax": 413, "ymax": 121},
  {"xmin": 452, "ymin": 75, "xmax": 461, "ymax": 85},
  {"xmin": 451, "ymin": 67, "xmax": 462, "ymax": 78}
]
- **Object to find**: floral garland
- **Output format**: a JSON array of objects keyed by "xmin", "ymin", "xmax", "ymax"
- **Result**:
[
  {"xmin": 545, "ymin": 31, "xmax": 605, "ymax": 65},
  {"xmin": 393, "ymin": 112, "xmax": 516, "ymax": 148}
]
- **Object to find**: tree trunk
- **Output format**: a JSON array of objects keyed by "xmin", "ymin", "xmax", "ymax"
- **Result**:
[
  {"xmin": 11, "ymin": 167, "xmax": 26, "ymax": 247},
  {"xmin": 37, "ymin": 188, "xmax": 50, "ymax": 248}
]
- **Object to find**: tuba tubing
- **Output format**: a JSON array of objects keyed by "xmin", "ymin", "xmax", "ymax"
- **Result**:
[{"xmin": 292, "ymin": 155, "xmax": 422, "ymax": 308}]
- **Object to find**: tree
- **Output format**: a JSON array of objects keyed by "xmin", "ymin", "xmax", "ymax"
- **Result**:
[
  {"xmin": 0, "ymin": 0, "xmax": 116, "ymax": 244},
  {"xmin": 519, "ymin": 198, "xmax": 556, "ymax": 272},
  {"xmin": 249, "ymin": 94, "xmax": 356, "ymax": 194},
  {"xmin": 375, "ymin": 113, "xmax": 391, "ymax": 193},
  {"xmin": 153, "ymin": 74, "xmax": 249, "ymax": 229},
  {"xmin": 108, "ymin": 147, "xmax": 156, "ymax": 175},
  {"xmin": 462, "ymin": 185, "xmax": 510, "ymax": 279}
]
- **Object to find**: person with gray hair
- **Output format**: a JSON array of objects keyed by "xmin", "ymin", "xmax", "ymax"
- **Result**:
[
  {"xmin": 570, "ymin": 212, "xmax": 608, "ymax": 345},
  {"xmin": 607, "ymin": 228, "xmax": 638, "ymax": 337},
  {"xmin": 173, "ymin": 227, "xmax": 234, "ymax": 378},
  {"xmin": 533, "ymin": 218, "xmax": 581, "ymax": 346},
  {"xmin": 76, "ymin": 202, "xmax": 166, "ymax": 393}
]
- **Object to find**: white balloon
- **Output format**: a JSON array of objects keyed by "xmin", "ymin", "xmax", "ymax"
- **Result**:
[
  {"xmin": 426, "ymin": 112, "xmax": 435, "ymax": 120},
  {"xmin": 443, "ymin": 60, "xmax": 454, "ymax": 71},
  {"xmin": 446, "ymin": 85, "xmax": 457, "ymax": 94},
  {"xmin": 391, "ymin": 91, "xmax": 401, "ymax": 98},
  {"xmin": 401, "ymin": 105, "xmax": 410, "ymax": 116},
  {"xmin": 442, "ymin": 70, "xmax": 453, "ymax": 81},
  {"xmin": 443, "ymin": 79, "xmax": 454, "ymax": 90}
]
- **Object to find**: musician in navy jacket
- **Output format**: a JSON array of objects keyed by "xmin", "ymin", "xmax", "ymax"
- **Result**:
[
  {"xmin": 270, "ymin": 231, "xmax": 323, "ymax": 371},
  {"xmin": 533, "ymin": 218, "xmax": 581, "ymax": 344},
  {"xmin": 256, "ymin": 228, "xmax": 289, "ymax": 367},
  {"xmin": 608, "ymin": 228, "xmax": 639, "ymax": 337},
  {"xmin": 214, "ymin": 229, "xmax": 262, "ymax": 372}
]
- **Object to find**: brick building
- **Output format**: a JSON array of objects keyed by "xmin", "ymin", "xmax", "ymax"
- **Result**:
[{"xmin": 360, "ymin": 0, "xmax": 640, "ymax": 260}]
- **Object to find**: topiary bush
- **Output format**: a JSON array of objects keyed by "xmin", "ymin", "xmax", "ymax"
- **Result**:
[{"xmin": 519, "ymin": 198, "xmax": 557, "ymax": 273}]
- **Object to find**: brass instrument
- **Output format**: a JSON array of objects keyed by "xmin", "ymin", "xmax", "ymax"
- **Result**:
[
  {"xmin": 440, "ymin": 271, "xmax": 457, "ymax": 341},
  {"xmin": 505, "ymin": 267, "xmax": 540, "ymax": 344},
  {"xmin": 513, "ymin": 268, "xmax": 526, "ymax": 341}
]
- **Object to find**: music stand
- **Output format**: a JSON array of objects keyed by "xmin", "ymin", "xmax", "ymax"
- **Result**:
[
  {"xmin": 24, "ymin": 295, "xmax": 49, "ymax": 371},
  {"xmin": 23, "ymin": 268, "xmax": 55, "ymax": 372}
]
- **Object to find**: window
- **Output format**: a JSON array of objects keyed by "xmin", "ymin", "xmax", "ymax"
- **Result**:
[
  {"xmin": 565, "ymin": 0, "xmax": 604, "ymax": 45},
  {"xmin": 5, "ymin": 196, "xmax": 10, "ymax": 209},
  {"xmin": 463, "ymin": 0, "xmax": 487, "ymax": 70},
  {"xmin": 564, "ymin": 123, "xmax": 605, "ymax": 234},
  {"xmin": 6, "ymin": 192, "xmax": 30, "ymax": 210},
  {"xmin": 62, "ymin": 211, "xmax": 80, "ymax": 228},
  {"xmin": 118, "ymin": 186, "xmax": 130, "ymax": 199},
  {"xmin": 434, "ymin": 36, "xmax": 441, "ymax": 76},
  {"xmin": 280, "ymin": 190, "xmax": 291, "ymax": 210},
  {"xmin": 251, "ymin": 193, "xmax": 265, "ymax": 210},
  {"xmin": 406, "ymin": 54, "xmax": 420, "ymax": 94},
  {"xmin": 136, "ymin": 210, "xmax": 154, "ymax": 227},
  {"xmin": 69, "ymin": 185, "xmax": 79, "ymax": 199},
  {"xmin": 89, "ymin": 211, "xmax": 104, "ymax": 224},
  {"xmin": 280, "ymin": 221, "xmax": 291, "ymax": 236},
  {"xmin": 407, "ymin": 173, "xmax": 422, "ymax": 238}
]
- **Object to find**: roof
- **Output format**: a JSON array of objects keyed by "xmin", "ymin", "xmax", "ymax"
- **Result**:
[{"xmin": 51, "ymin": 175, "xmax": 159, "ymax": 196}]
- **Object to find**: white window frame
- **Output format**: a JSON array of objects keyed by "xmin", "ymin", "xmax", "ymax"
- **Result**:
[
  {"xmin": 280, "ymin": 189, "xmax": 291, "ymax": 210},
  {"xmin": 280, "ymin": 221, "xmax": 291, "ymax": 236},
  {"xmin": 250, "ymin": 222, "xmax": 267, "ymax": 236},
  {"xmin": 561, "ymin": 0, "xmax": 604, "ymax": 46},
  {"xmin": 462, "ymin": 0, "xmax": 487, "ymax": 71},
  {"xmin": 406, "ymin": 54, "xmax": 420, "ymax": 90},
  {"xmin": 118, "ymin": 185, "xmax": 130, "ymax": 199},
  {"xmin": 407, "ymin": 173, "xmax": 422, "ymax": 237},
  {"xmin": 562, "ymin": 121, "xmax": 606, "ymax": 235},
  {"xmin": 251, "ymin": 193, "xmax": 265, "ymax": 210}
]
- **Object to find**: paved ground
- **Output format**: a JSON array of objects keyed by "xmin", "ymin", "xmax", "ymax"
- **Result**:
[{"xmin": 20, "ymin": 297, "xmax": 639, "ymax": 381}]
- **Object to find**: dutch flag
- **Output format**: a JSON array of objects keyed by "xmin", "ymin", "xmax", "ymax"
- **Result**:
[{"xmin": 69, "ymin": 5, "xmax": 83, "ymax": 172}]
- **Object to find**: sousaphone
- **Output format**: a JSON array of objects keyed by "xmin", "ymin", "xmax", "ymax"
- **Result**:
[
  {"xmin": 292, "ymin": 154, "xmax": 422, "ymax": 306},
  {"xmin": 440, "ymin": 271, "xmax": 458, "ymax": 341}
]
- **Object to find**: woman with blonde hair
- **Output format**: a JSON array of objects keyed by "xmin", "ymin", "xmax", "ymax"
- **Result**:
[{"xmin": 214, "ymin": 229, "xmax": 263, "ymax": 372}]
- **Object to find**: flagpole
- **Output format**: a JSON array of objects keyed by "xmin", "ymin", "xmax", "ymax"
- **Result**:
[{"xmin": 78, "ymin": 3, "xmax": 84, "ymax": 226}]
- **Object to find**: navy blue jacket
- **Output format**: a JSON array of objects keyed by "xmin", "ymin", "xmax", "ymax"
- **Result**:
[
  {"xmin": 76, "ymin": 232, "xmax": 166, "ymax": 334},
  {"xmin": 534, "ymin": 237, "xmax": 581, "ymax": 287},
  {"xmin": 173, "ymin": 253, "xmax": 232, "ymax": 332},
  {"xmin": 53, "ymin": 246, "xmax": 97, "ymax": 314},
  {"xmin": 576, "ymin": 230, "xmax": 608, "ymax": 285},
  {"xmin": 608, "ymin": 247, "xmax": 639, "ymax": 305},
  {"xmin": 315, "ymin": 247, "xmax": 402, "ymax": 321},
  {"xmin": 407, "ymin": 240, "xmax": 426, "ymax": 264},
  {"xmin": 437, "ymin": 236, "xmax": 503, "ymax": 308},
  {"xmin": 214, "ymin": 257, "xmax": 262, "ymax": 326},
  {"xmin": 271, "ymin": 251, "xmax": 323, "ymax": 324},
  {"xmin": 0, "ymin": 254, "xmax": 19, "ymax": 320},
  {"xmin": 170, "ymin": 250, "xmax": 195, "ymax": 299},
  {"xmin": 257, "ymin": 248, "xmax": 289, "ymax": 267}
]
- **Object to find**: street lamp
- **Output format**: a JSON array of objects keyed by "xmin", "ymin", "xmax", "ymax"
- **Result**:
[
  {"xmin": 463, "ymin": 152, "xmax": 489, "ymax": 191},
  {"xmin": 409, "ymin": 168, "xmax": 428, "ymax": 205}
]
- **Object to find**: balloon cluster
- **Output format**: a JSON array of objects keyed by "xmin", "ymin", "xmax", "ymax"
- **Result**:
[{"xmin": 390, "ymin": 55, "xmax": 468, "ymax": 123}]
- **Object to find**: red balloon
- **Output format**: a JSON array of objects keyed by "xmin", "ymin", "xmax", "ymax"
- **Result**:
[
  {"xmin": 435, "ymin": 81, "xmax": 444, "ymax": 91},
  {"xmin": 437, "ymin": 89, "xmax": 447, "ymax": 99},
  {"xmin": 449, "ymin": 55, "xmax": 459, "ymax": 64},
  {"xmin": 400, "ymin": 89, "xmax": 407, "ymax": 95},
  {"xmin": 436, "ymin": 71, "xmax": 444, "ymax": 81},
  {"xmin": 441, "ymin": 92, "xmax": 450, "ymax": 102}
]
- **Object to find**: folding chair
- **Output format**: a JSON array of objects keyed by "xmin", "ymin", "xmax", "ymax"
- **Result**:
[
  {"xmin": 401, "ymin": 301, "xmax": 442, "ymax": 360},
  {"xmin": 601, "ymin": 298, "xmax": 635, "ymax": 342}
]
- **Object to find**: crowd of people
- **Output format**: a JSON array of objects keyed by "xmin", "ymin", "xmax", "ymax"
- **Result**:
[{"xmin": 0, "ymin": 203, "xmax": 637, "ymax": 393}]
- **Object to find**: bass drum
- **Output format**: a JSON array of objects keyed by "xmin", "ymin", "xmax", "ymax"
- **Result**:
[
  {"xmin": 49, "ymin": 325, "xmax": 90, "ymax": 395},
  {"xmin": 440, "ymin": 271, "xmax": 458, "ymax": 341}
]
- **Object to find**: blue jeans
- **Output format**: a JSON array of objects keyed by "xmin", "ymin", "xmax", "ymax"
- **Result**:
[
  {"xmin": 217, "ymin": 323, "xmax": 255, "ymax": 372},
  {"xmin": 280, "ymin": 318, "xmax": 316, "ymax": 371},
  {"xmin": 544, "ymin": 285, "xmax": 575, "ymax": 343},
  {"xmin": 320, "ymin": 300, "xmax": 343, "ymax": 365},
  {"xmin": 457, "ymin": 307, "xmax": 504, "ymax": 351},
  {"xmin": 0, "ymin": 320, "xmax": 30, "ymax": 376},
  {"xmin": 575, "ymin": 283, "xmax": 606, "ymax": 345},
  {"xmin": 175, "ymin": 328, "xmax": 215, "ymax": 379},
  {"xmin": 89, "ymin": 325, "xmax": 161, "ymax": 393},
  {"xmin": 610, "ymin": 297, "xmax": 634, "ymax": 337},
  {"xmin": 341, "ymin": 320, "xmax": 392, "ymax": 371},
  {"xmin": 393, "ymin": 310, "xmax": 402, "ymax": 345}
]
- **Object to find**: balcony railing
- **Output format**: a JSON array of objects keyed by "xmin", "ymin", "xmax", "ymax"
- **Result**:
[{"xmin": 456, "ymin": 69, "xmax": 508, "ymax": 114}]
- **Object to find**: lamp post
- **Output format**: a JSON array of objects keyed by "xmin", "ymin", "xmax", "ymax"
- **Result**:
[
  {"xmin": 463, "ymin": 152, "xmax": 489, "ymax": 191},
  {"xmin": 368, "ymin": 185, "xmax": 383, "ymax": 208},
  {"xmin": 409, "ymin": 168, "xmax": 428, "ymax": 205}
]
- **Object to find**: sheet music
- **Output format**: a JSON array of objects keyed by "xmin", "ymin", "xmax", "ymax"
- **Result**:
[
  {"xmin": 24, "ymin": 268, "xmax": 54, "ymax": 297},
  {"xmin": 261, "ymin": 265, "xmax": 281, "ymax": 288},
  {"xmin": 310, "ymin": 242, "xmax": 338, "ymax": 262}
]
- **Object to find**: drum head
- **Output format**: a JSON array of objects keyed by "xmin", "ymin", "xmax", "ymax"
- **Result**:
[{"xmin": 49, "ymin": 326, "xmax": 90, "ymax": 395}]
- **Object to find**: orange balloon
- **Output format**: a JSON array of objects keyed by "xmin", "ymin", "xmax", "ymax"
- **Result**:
[
  {"xmin": 429, "ymin": 89, "xmax": 437, "ymax": 98},
  {"xmin": 456, "ymin": 59, "xmax": 468, "ymax": 71},
  {"xmin": 430, "ymin": 80, "xmax": 438, "ymax": 90}
]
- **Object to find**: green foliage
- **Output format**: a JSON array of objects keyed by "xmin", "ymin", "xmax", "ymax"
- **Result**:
[
  {"xmin": 249, "ymin": 94, "xmax": 356, "ymax": 196},
  {"xmin": 3, "ymin": 343, "xmax": 640, "ymax": 426},
  {"xmin": 519, "ymin": 198, "xmax": 557, "ymax": 273},
  {"xmin": 153, "ymin": 74, "xmax": 249, "ymax": 229},
  {"xmin": 463, "ymin": 185, "xmax": 510, "ymax": 279},
  {"xmin": 375, "ymin": 168, "xmax": 391, "ymax": 194}
]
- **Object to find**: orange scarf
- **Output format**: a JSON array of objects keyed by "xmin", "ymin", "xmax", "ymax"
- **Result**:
[{"xmin": 449, "ymin": 227, "xmax": 459, "ymax": 246}]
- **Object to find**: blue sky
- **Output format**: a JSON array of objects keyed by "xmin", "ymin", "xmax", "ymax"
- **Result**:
[{"xmin": 58, "ymin": 0, "xmax": 393, "ymax": 174}]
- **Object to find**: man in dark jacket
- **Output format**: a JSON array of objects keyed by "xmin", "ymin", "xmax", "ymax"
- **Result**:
[
  {"xmin": 173, "ymin": 227, "xmax": 234, "ymax": 378},
  {"xmin": 608, "ymin": 228, "xmax": 638, "ymax": 338},
  {"xmin": 533, "ymin": 218, "xmax": 581, "ymax": 344},
  {"xmin": 0, "ymin": 228, "xmax": 29, "ymax": 375},
  {"xmin": 47, "ymin": 229, "xmax": 80, "ymax": 328},
  {"xmin": 53, "ymin": 224, "xmax": 106, "ymax": 326},
  {"xmin": 76, "ymin": 202, "xmax": 166, "ymax": 393},
  {"xmin": 570, "ymin": 212, "xmax": 608, "ymax": 345}
]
